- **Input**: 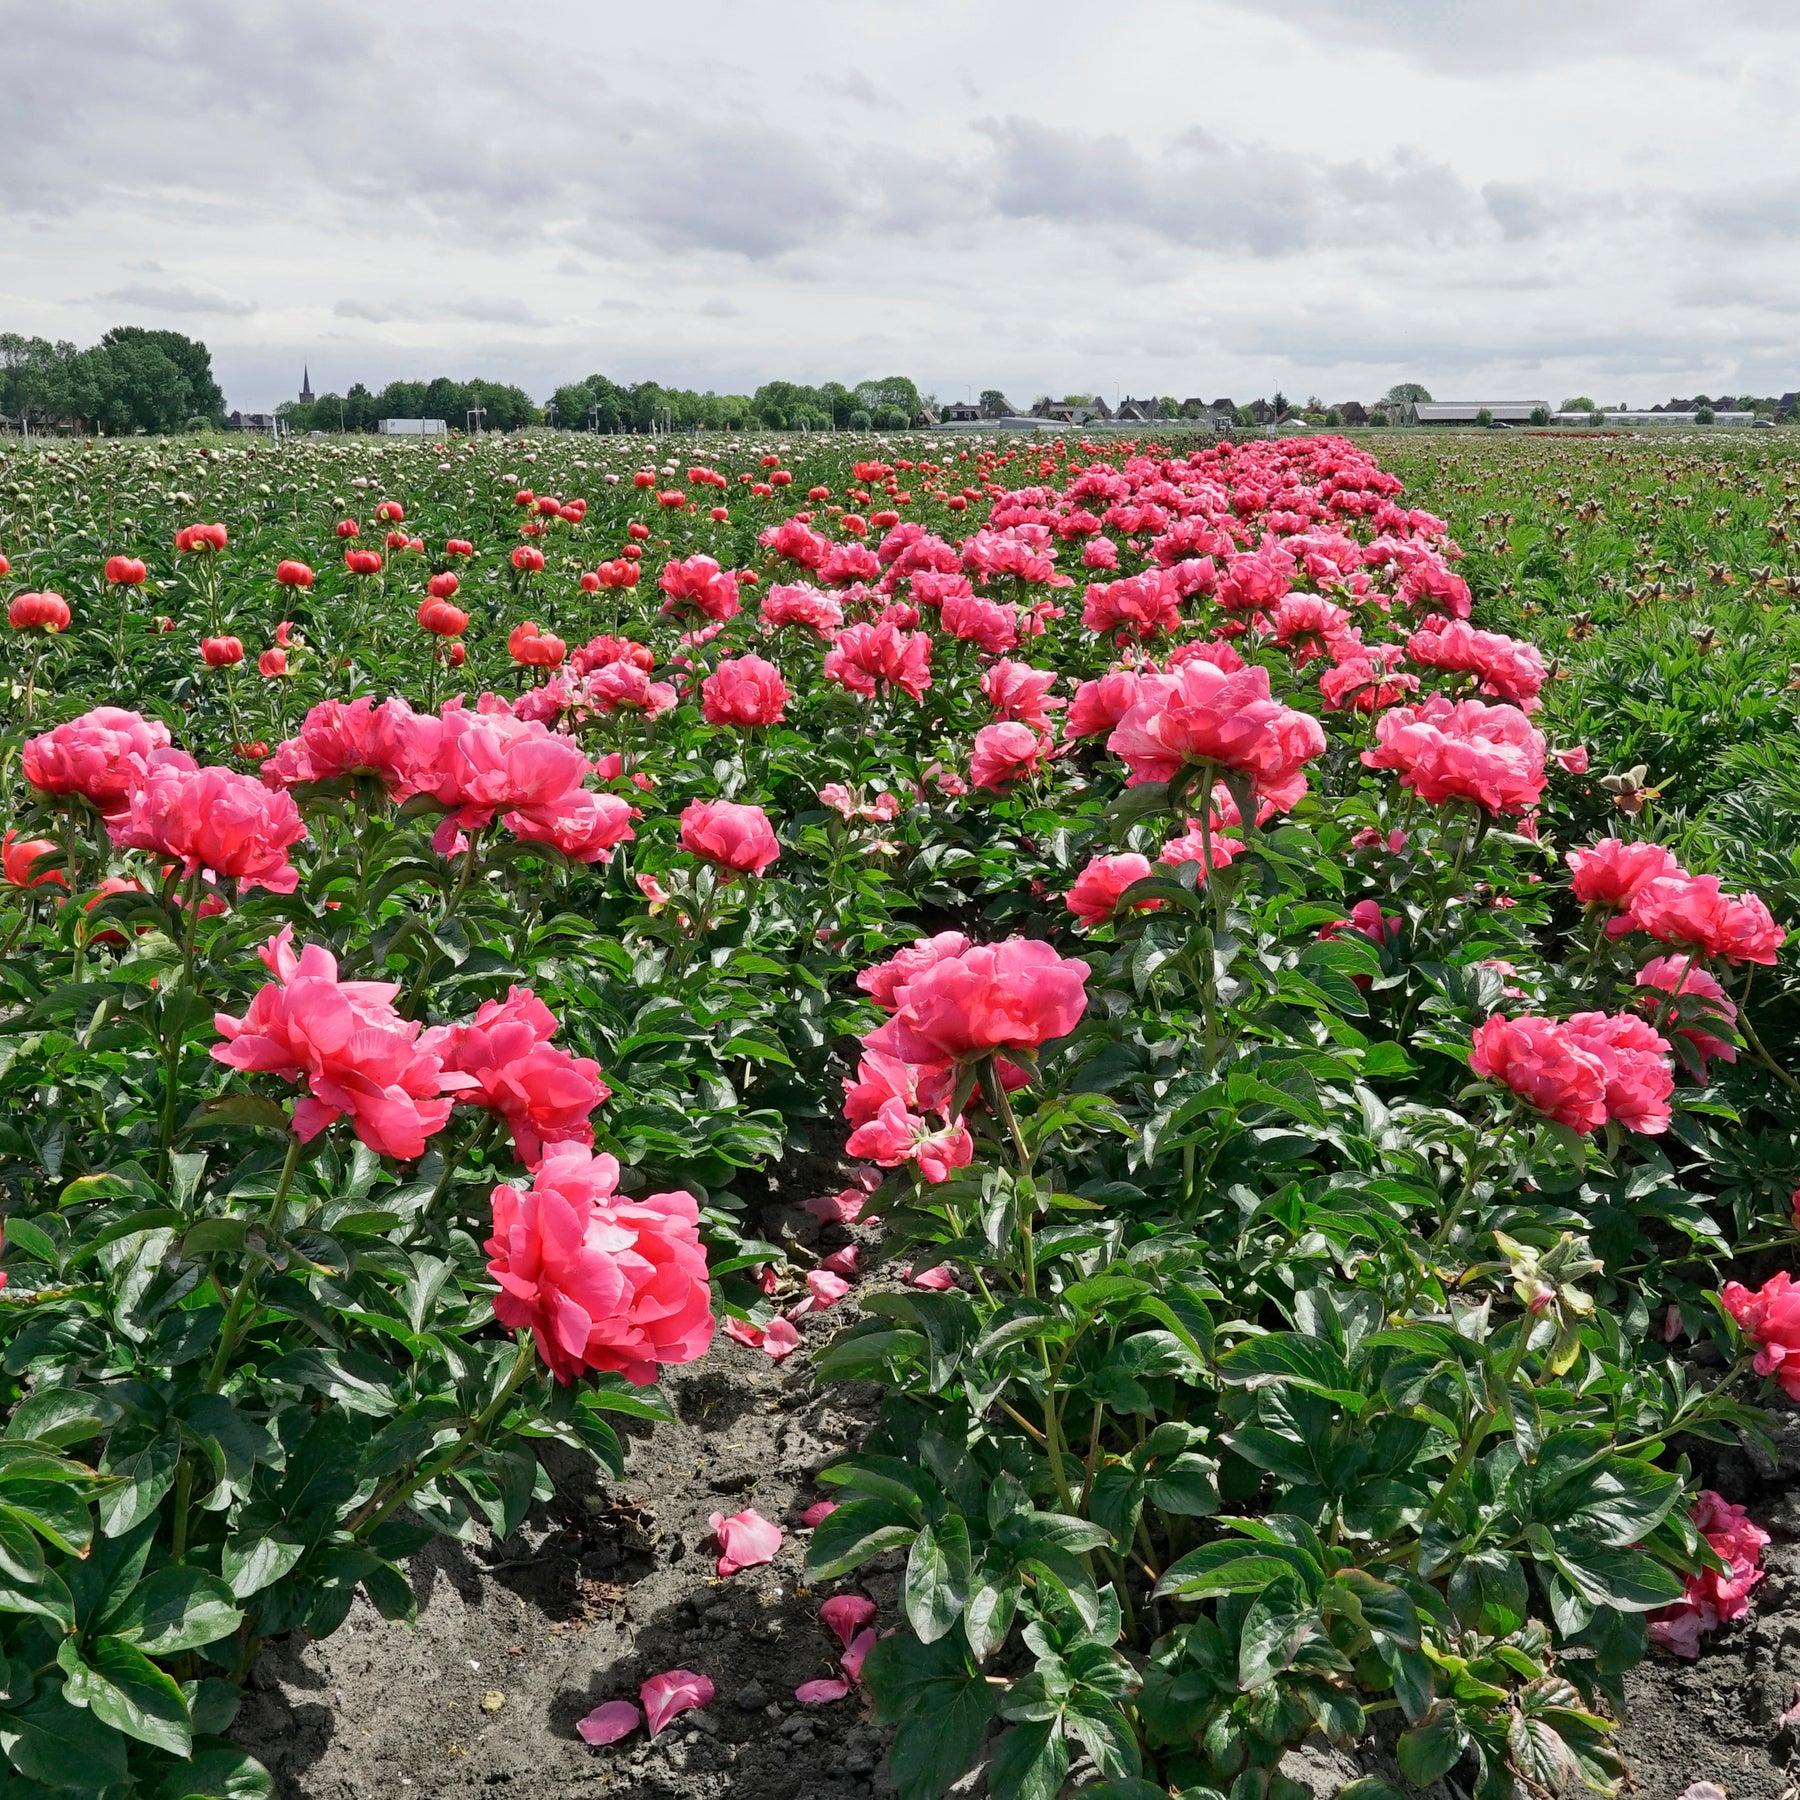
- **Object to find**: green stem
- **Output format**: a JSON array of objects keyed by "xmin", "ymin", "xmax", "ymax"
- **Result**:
[{"xmin": 352, "ymin": 1334, "xmax": 538, "ymax": 1538}]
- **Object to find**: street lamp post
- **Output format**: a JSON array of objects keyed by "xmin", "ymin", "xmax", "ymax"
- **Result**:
[{"xmin": 466, "ymin": 406, "xmax": 487, "ymax": 437}]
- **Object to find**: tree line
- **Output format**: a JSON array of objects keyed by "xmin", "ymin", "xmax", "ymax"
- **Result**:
[{"xmin": 1, "ymin": 329, "xmax": 227, "ymax": 435}]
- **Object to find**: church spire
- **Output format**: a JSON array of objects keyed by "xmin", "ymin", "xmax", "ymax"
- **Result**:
[{"xmin": 299, "ymin": 365, "xmax": 314, "ymax": 404}]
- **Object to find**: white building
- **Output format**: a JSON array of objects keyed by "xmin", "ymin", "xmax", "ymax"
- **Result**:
[
  {"xmin": 1394, "ymin": 401, "xmax": 1548, "ymax": 425},
  {"xmin": 377, "ymin": 418, "xmax": 449, "ymax": 436},
  {"xmin": 1554, "ymin": 410, "xmax": 1758, "ymax": 428}
]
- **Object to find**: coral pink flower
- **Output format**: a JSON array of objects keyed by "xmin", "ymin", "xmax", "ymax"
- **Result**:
[
  {"xmin": 1361, "ymin": 694, "xmax": 1546, "ymax": 816},
  {"xmin": 1721, "ymin": 1272, "xmax": 1800, "ymax": 1399},
  {"xmin": 701, "ymin": 654, "xmax": 788, "ymax": 727},
  {"xmin": 874, "ymin": 936, "xmax": 1089, "ymax": 1065},
  {"xmin": 420, "ymin": 989, "xmax": 610, "ymax": 1168},
  {"xmin": 212, "ymin": 928, "xmax": 459, "ymax": 1157},
  {"xmin": 680, "ymin": 799, "xmax": 780, "ymax": 876},
  {"xmin": 1566, "ymin": 839, "xmax": 1684, "ymax": 910},
  {"xmin": 823, "ymin": 622, "xmax": 933, "ymax": 700},
  {"xmin": 710, "ymin": 1508, "xmax": 783, "ymax": 1576},
  {"xmin": 1108, "ymin": 659, "xmax": 1325, "ymax": 811},
  {"xmin": 505, "ymin": 789, "xmax": 637, "ymax": 864},
  {"xmin": 508, "ymin": 621, "xmax": 566, "ymax": 669},
  {"xmin": 659, "ymin": 554, "xmax": 740, "ymax": 621},
  {"xmin": 1270, "ymin": 594, "xmax": 1357, "ymax": 667},
  {"xmin": 260, "ymin": 697, "xmax": 442, "ymax": 797},
  {"xmin": 111, "ymin": 763, "xmax": 306, "ymax": 895},
  {"xmin": 844, "ymin": 1098, "xmax": 973, "ymax": 1183},
  {"xmin": 1406, "ymin": 617, "xmax": 1546, "ymax": 710},
  {"xmin": 1648, "ymin": 1491, "xmax": 1769, "ymax": 1658},
  {"xmin": 1065, "ymin": 853, "xmax": 1158, "ymax": 927},
  {"xmin": 9, "ymin": 592, "xmax": 71, "ymax": 632},
  {"xmin": 1635, "ymin": 955, "xmax": 1738, "ymax": 1071},
  {"xmin": 1065, "ymin": 670, "xmax": 1168, "ymax": 741},
  {"xmin": 1158, "ymin": 816, "xmax": 1246, "ymax": 872},
  {"xmin": 23, "ymin": 707, "xmax": 178, "ymax": 813},
  {"xmin": 819, "ymin": 541, "xmax": 882, "ymax": 586},
  {"xmin": 485, "ymin": 1144, "xmax": 714, "ymax": 1385},
  {"xmin": 1320, "ymin": 898, "xmax": 1403, "ymax": 947},
  {"xmin": 1, "ymin": 831, "xmax": 64, "ymax": 889},
  {"xmin": 576, "ymin": 1701, "xmax": 641, "ymax": 1745},
  {"xmin": 1561, "ymin": 1011, "xmax": 1675, "ymax": 1134},
  {"xmin": 571, "ymin": 635, "xmax": 655, "ymax": 677},
  {"xmin": 759, "ymin": 520, "xmax": 831, "ymax": 569},
  {"xmin": 1319, "ymin": 648, "xmax": 1417, "ymax": 713},
  {"xmin": 584, "ymin": 660, "xmax": 678, "ymax": 717},
  {"xmin": 981, "ymin": 660, "xmax": 1063, "ymax": 730},
  {"xmin": 1469, "ymin": 1014, "xmax": 1608, "ymax": 1133},
  {"xmin": 426, "ymin": 703, "xmax": 590, "ymax": 833},
  {"xmin": 1613, "ymin": 874, "xmax": 1784, "ymax": 966},
  {"xmin": 939, "ymin": 589, "xmax": 1020, "ymax": 655},
  {"xmin": 1081, "ymin": 569, "xmax": 1183, "ymax": 641},
  {"xmin": 640, "ymin": 1671, "xmax": 714, "ymax": 1737},
  {"xmin": 969, "ymin": 721, "xmax": 1051, "ymax": 790}
]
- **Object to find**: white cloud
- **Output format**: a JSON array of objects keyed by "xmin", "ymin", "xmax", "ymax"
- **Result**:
[{"xmin": 4, "ymin": 0, "xmax": 1798, "ymax": 409}]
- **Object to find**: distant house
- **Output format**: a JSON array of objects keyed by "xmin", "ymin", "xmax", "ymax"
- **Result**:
[
  {"xmin": 979, "ymin": 393, "xmax": 1021, "ymax": 420},
  {"xmin": 228, "ymin": 411, "xmax": 275, "ymax": 431},
  {"xmin": 1337, "ymin": 401, "xmax": 1369, "ymax": 425},
  {"xmin": 1400, "ymin": 401, "xmax": 1548, "ymax": 426},
  {"xmin": 939, "ymin": 401, "xmax": 983, "ymax": 423},
  {"xmin": 1113, "ymin": 397, "xmax": 1157, "ymax": 422}
]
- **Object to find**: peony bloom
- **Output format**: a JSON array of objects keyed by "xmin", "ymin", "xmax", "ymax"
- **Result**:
[
  {"xmin": 1362, "ymin": 694, "xmax": 1546, "ymax": 816},
  {"xmin": 510, "ymin": 545, "xmax": 546, "ymax": 574},
  {"xmin": 421, "ymin": 989, "xmax": 610, "ymax": 1168},
  {"xmin": 981, "ymin": 660, "xmax": 1063, "ymax": 730},
  {"xmin": 710, "ymin": 1509, "xmax": 783, "ymax": 1576},
  {"xmin": 659, "ymin": 554, "xmax": 740, "ymax": 622},
  {"xmin": 1720, "ymin": 1272, "xmax": 1800, "ymax": 1399},
  {"xmin": 1270, "ymin": 594, "xmax": 1357, "ymax": 667},
  {"xmin": 1065, "ymin": 852, "xmax": 1158, "ymax": 927},
  {"xmin": 1567, "ymin": 839, "xmax": 1684, "ymax": 910},
  {"xmin": 1648, "ymin": 1491, "xmax": 1769, "ymax": 1658},
  {"xmin": 1, "ymin": 831, "xmax": 64, "ymax": 889},
  {"xmin": 844, "ymin": 1097, "xmax": 974, "ymax": 1183},
  {"xmin": 584, "ymin": 660, "xmax": 678, "ymax": 717},
  {"xmin": 111, "ymin": 762, "xmax": 306, "ymax": 895},
  {"xmin": 760, "ymin": 582, "xmax": 844, "ymax": 637},
  {"xmin": 175, "ymin": 523, "xmax": 228, "ymax": 554},
  {"xmin": 8, "ymin": 592, "xmax": 71, "ymax": 632},
  {"xmin": 969, "ymin": 721, "xmax": 1051, "ymax": 790},
  {"xmin": 104, "ymin": 555, "xmax": 148, "ymax": 586},
  {"xmin": 939, "ymin": 589, "xmax": 1020, "ymax": 655},
  {"xmin": 258, "ymin": 648, "xmax": 289, "ymax": 679},
  {"xmin": 508, "ymin": 621, "xmax": 566, "ymax": 669},
  {"xmin": 418, "ymin": 598, "xmax": 469, "ymax": 637},
  {"xmin": 1319, "ymin": 648, "xmax": 1418, "ymax": 714},
  {"xmin": 857, "ymin": 932, "xmax": 973, "ymax": 1011},
  {"xmin": 1469, "ymin": 1014, "xmax": 1608, "ymax": 1133},
  {"xmin": 426, "ymin": 702, "xmax": 590, "ymax": 835},
  {"xmin": 680, "ymin": 799, "xmax": 780, "ymax": 876},
  {"xmin": 1613, "ymin": 873, "xmax": 1784, "ymax": 966},
  {"xmin": 1108, "ymin": 659, "xmax": 1325, "ymax": 812},
  {"xmin": 275, "ymin": 560, "xmax": 314, "ymax": 588},
  {"xmin": 701, "ymin": 654, "xmax": 788, "ymax": 727},
  {"xmin": 260, "ymin": 696, "xmax": 442, "ymax": 798},
  {"xmin": 1320, "ymin": 898, "xmax": 1403, "ymax": 947},
  {"xmin": 212, "ymin": 927, "xmax": 459, "ymax": 1158},
  {"xmin": 1065, "ymin": 669, "xmax": 1171, "ymax": 742},
  {"xmin": 823, "ymin": 622, "xmax": 932, "ymax": 700},
  {"xmin": 485, "ymin": 1143, "xmax": 714, "ymax": 1385},
  {"xmin": 1635, "ymin": 955, "xmax": 1737, "ymax": 1071},
  {"xmin": 1561, "ymin": 1012, "xmax": 1675, "ymax": 1134},
  {"xmin": 874, "ymin": 936, "xmax": 1090, "ymax": 1065},
  {"xmin": 23, "ymin": 707, "xmax": 178, "ymax": 813},
  {"xmin": 505, "ymin": 788, "xmax": 637, "ymax": 864},
  {"xmin": 1406, "ymin": 617, "xmax": 1546, "ymax": 709},
  {"xmin": 202, "ymin": 636, "xmax": 244, "ymax": 668}
]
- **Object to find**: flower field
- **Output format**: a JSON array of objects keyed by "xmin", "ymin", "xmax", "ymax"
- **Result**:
[{"xmin": 0, "ymin": 424, "xmax": 1796, "ymax": 1800}]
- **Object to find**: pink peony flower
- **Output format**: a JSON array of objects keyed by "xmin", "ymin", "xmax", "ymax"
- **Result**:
[
  {"xmin": 969, "ymin": 721, "xmax": 1052, "ymax": 790},
  {"xmin": 701, "ymin": 654, "xmax": 789, "ymax": 727},
  {"xmin": 260, "ymin": 696, "xmax": 444, "ymax": 798},
  {"xmin": 1613, "ymin": 874, "xmax": 1784, "ymax": 966},
  {"xmin": 659, "ymin": 554, "xmax": 740, "ymax": 621},
  {"xmin": 1361, "ymin": 693, "xmax": 1546, "ymax": 816},
  {"xmin": 871, "ymin": 935, "xmax": 1090, "ymax": 1065},
  {"xmin": 1566, "ymin": 839, "xmax": 1684, "ymax": 910},
  {"xmin": 1635, "ymin": 955, "xmax": 1738, "ymax": 1071},
  {"xmin": 680, "ymin": 799, "xmax": 780, "ymax": 876},
  {"xmin": 1721, "ymin": 1272, "xmax": 1800, "ymax": 1400},
  {"xmin": 857, "ymin": 933, "xmax": 973, "ymax": 1010},
  {"xmin": 1561, "ymin": 1011, "xmax": 1675, "ymax": 1135},
  {"xmin": 504, "ymin": 788, "xmax": 637, "ymax": 864},
  {"xmin": 484, "ymin": 1145, "xmax": 714, "ymax": 1385},
  {"xmin": 110, "ymin": 762, "xmax": 306, "ymax": 895},
  {"xmin": 1469, "ymin": 1014, "xmax": 1609, "ymax": 1134},
  {"xmin": 981, "ymin": 659, "xmax": 1063, "ymax": 730},
  {"xmin": 212, "ymin": 927, "xmax": 460, "ymax": 1158},
  {"xmin": 710, "ymin": 1508, "xmax": 783, "ymax": 1576},
  {"xmin": 760, "ymin": 582, "xmax": 844, "ymax": 637},
  {"xmin": 1065, "ymin": 852, "xmax": 1158, "ymax": 927},
  {"xmin": 640, "ymin": 1670, "xmax": 714, "ymax": 1737},
  {"xmin": 1648, "ymin": 1491, "xmax": 1769, "ymax": 1657},
  {"xmin": 823, "ymin": 622, "xmax": 932, "ymax": 700},
  {"xmin": 583, "ymin": 660, "xmax": 678, "ymax": 718},
  {"xmin": 419, "ymin": 988, "xmax": 610, "ymax": 1168},
  {"xmin": 1082, "ymin": 569, "xmax": 1183, "ymax": 641},
  {"xmin": 844, "ymin": 1098, "xmax": 974, "ymax": 1184},
  {"xmin": 22, "ymin": 707, "xmax": 178, "ymax": 813}
]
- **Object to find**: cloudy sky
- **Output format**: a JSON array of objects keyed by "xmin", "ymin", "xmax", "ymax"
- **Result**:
[{"xmin": 6, "ymin": 0, "xmax": 1799, "ymax": 412}]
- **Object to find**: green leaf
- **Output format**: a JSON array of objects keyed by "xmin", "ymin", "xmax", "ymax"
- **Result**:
[
  {"xmin": 1065, "ymin": 1690, "xmax": 1141, "ymax": 1780},
  {"xmin": 1237, "ymin": 1576, "xmax": 1320, "ymax": 1690},
  {"xmin": 5, "ymin": 1387, "xmax": 117, "ymax": 1449},
  {"xmin": 0, "ymin": 1682, "xmax": 131, "ymax": 1789},
  {"xmin": 181, "ymin": 1095, "xmax": 292, "ymax": 1139},
  {"xmin": 903, "ymin": 1515, "xmax": 972, "ymax": 1644},
  {"xmin": 103, "ymin": 1566, "xmax": 243, "ymax": 1654},
  {"xmin": 97, "ymin": 1428, "xmax": 180, "ymax": 1537},
  {"xmin": 1397, "ymin": 1717, "xmax": 1467, "ymax": 1785},
  {"xmin": 1335, "ymin": 1780, "xmax": 1409, "ymax": 1800},
  {"xmin": 3, "ymin": 1218, "xmax": 62, "ymax": 1271},
  {"xmin": 58, "ymin": 1634, "xmax": 191, "ymax": 1757},
  {"xmin": 158, "ymin": 1744, "xmax": 275, "ymax": 1800},
  {"xmin": 0, "ymin": 1505, "xmax": 72, "ymax": 1627},
  {"xmin": 1156, "ymin": 1541, "xmax": 1320, "ymax": 1600},
  {"xmin": 989, "ymin": 1719, "xmax": 1069, "ymax": 1800},
  {"xmin": 221, "ymin": 1527, "xmax": 306, "ymax": 1600},
  {"xmin": 865, "ymin": 1633, "xmax": 996, "ymax": 1800},
  {"xmin": 0, "ymin": 1478, "xmax": 93, "ymax": 1556},
  {"xmin": 1448, "ymin": 1550, "xmax": 1529, "ymax": 1637},
  {"xmin": 1543, "ymin": 1536, "xmax": 1686, "ymax": 1612},
  {"xmin": 806, "ymin": 1498, "xmax": 921, "ymax": 1581}
]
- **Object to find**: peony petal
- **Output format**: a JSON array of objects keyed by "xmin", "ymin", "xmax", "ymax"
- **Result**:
[
  {"xmin": 576, "ymin": 1700, "xmax": 640, "ymax": 1745},
  {"xmin": 820, "ymin": 1595, "xmax": 877, "ymax": 1649},
  {"xmin": 800, "ymin": 1500, "xmax": 838, "ymax": 1528},
  {"xmin": 640, "ymin": 1669, "xmax": 714, "ymax": 1736},
  {"xmin": 795, "ymin": 1678, "xmax": 852, "ymax": 1705}
]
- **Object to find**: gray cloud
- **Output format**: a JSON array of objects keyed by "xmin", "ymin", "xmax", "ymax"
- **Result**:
[{"xmin": 103, "ymin": 283, "xmax": 255, "ymax": 316}]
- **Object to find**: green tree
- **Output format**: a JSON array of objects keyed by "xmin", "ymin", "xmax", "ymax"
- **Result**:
[
  {"xmin": 1475, "ymin": 407, "xmax": 1493, "ymax": 427},
  {"xmin": 99, "ymin": 327, "xmax": 225, "ymax": 423},
  {"xmin": 1530, "ymin": 405, "xmax": 1551, "ymax": 425},
  {"xmin": 1385, "ymin": 382, "xmax": 1432, "ymax": 403},
  {"xmin": 1561, "ymin": 396, "xmax": 1595, "ymax": 413}
]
